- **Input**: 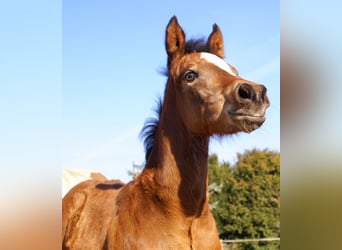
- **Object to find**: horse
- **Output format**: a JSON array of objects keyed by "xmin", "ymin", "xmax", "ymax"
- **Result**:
[
  {"xmin": 62, "ymin": 169, "xmax": 108, "ymax": 198},
  {"xmin": 62, "ymin": 16, "xmax": 270, "ymax": 250}
]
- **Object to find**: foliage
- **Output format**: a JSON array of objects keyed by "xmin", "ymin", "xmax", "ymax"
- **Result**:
[
  {"xmin": 208, "ymin": 149, "xmax": 280, "ymax": 250},
  {"xmin": 128, "ymin": 163, "xmax": 144, "ymax": 179}
]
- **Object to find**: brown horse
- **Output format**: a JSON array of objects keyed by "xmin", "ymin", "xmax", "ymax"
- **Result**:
[
  {"xmin": 62, "ymin": 16, "xmax": 270, "ymax": 250},
  {"xmin": 62, "ymin": 169, "xmax": 108, "ymax": 198}
]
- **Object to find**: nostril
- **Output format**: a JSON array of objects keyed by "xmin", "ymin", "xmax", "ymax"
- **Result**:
[
  {"xmin": 262, "ymin": 85, "xmax": 267, "ymax": 95},
  {"xmin": 238, "ymin": 84, "xmax": 253, "ymax": 100},
  {"xmin": 261, "ymin": 85, "xmax": 267, "ymax": 100}
]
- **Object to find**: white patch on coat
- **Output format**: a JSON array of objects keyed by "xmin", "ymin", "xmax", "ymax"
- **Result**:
[{"xmin": 200, "ymin": 52, "xmax": 237, "ymax": 76}]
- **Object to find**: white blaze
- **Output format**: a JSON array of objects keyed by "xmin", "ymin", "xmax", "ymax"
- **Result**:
[{"xmin": 200, "ymin": 52, "xmax": 237, "ymax": 76}]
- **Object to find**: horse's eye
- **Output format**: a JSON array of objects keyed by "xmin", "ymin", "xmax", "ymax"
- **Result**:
[{"xmin": 184, "ymin": 71, "xmax": 197, "ymax": 82}]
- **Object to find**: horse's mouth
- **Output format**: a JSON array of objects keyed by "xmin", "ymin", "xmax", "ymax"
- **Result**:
[{"xmin": 229, "ymin": 112, "xmax": 266, "ymax": 133}]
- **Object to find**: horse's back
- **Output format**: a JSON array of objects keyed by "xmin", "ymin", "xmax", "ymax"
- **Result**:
[
  {"xmin": 62, "ymin": 179, "xmax": 124, "ymax": 250},
  {"xmin": 62, "ymin": 168, "xmax": 107, "ymax": 198}
]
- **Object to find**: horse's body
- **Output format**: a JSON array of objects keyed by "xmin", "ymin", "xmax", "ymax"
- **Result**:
[{"xmin": 62, "ymin": 16, "xmax": 269, "ymax": 250}]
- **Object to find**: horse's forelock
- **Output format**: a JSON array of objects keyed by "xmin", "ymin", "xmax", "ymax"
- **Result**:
[
  {"xmin": 160, "ymin": 38, "xmax": 210, "ymax": 78},
  {"xmin": 185, "ymin": 38, "xmax": 209, "ymax": 54}
]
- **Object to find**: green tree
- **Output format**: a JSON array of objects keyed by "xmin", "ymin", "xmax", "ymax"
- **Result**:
[
  {"xmin": 128, "ymin": 162, "xmax": 144, "ymax": 179},
  {"xmin": 208, "ymin": 149, "xmax": 280, "ymax": 250}
]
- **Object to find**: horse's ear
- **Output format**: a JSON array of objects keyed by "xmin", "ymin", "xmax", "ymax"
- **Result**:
[
  {"xmin": 165, "ymin": 16, "xmax": 186, "ymax": 63},
  {"xmin": 207, "ymin": 24, "xmax": 224, "ymax": 58}
]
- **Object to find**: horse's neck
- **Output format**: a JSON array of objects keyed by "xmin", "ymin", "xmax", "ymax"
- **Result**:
[{"xmin": 144, "ymin": 87, "xmax": 210, "ymax": 216}]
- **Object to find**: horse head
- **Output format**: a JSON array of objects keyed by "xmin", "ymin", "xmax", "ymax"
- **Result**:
[{"xmin": 165, "ymin": 16, "xmax": 270, "ymax": 136}]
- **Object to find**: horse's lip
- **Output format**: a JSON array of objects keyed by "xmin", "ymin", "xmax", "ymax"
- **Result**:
[
  {"xmin": 229, "ymin": 112, "xmax": 266, "ymax": 121},
  {"xmin": 229, "ymin": 112, "xmax": 266, "ymax": 133}
]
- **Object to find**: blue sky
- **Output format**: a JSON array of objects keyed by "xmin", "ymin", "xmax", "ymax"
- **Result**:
[
  {"xmin": 63, "ymin": 0, "xmax": 279, "ymax": 182},
  {"xmin": 62, "ymin": 0, "xmax": 279, "ymax": 182}
]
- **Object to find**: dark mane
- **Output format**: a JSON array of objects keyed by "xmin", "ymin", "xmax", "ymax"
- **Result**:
[
  {"xmin": 185, "ymin": 38, "xmax": 210, "ymax": 54},
  {"xmin": 140, "ymin": 98, "xmax": 162, "ymax": 162},
  {"xmin": 140, "ymin": 38, "xmax": 210, "ymax": 163}
]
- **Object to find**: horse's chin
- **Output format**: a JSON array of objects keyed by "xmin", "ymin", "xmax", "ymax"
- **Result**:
[{"xmin": 236, "ymin": 115, "xmax": 266, "ymax": 133}]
